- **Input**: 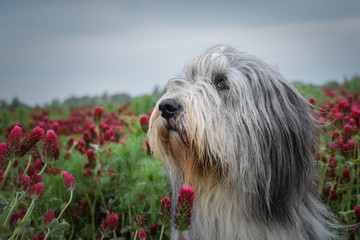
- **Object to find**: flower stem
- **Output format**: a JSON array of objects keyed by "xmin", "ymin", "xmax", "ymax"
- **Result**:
[
  {"xmin": 68, "ymin": 141, "xmax": 78, "ymax": 154},
  {"xmin": 43, "ymin": 227, "xmax": 51, "ymax": 240},
  {"xmin": 3, "ymin": 192, "xmax": 19, "ymax": 225},
  {"xmin": 96, "ymin": 124, "xmax": 101, "ymax": 149},
  {"xmin": 57, "ymin": 190, "xmax": 73, "ymax": 220},
  {"xmin": 21, "ymin": 198, "xmax": 35, "ymax": 221},
  {"xmin": 23, "ymin": 154, "xmax": 32, "ymax": 175},
  {"xmin": 8, "ymin": 199, "xmax": 36, "ymax": 240},
  {"xmin": 38, "ymin": 162, "xmax": 48, "ymax": 175},
  {"xmin": 85, "ymin": 194, "xmax": 96, "ymax": 240},
  {"xmin": 0, "ymin": 159, "xmax": 13, "ymax": 189},
  {"xmin": 178, "ymin": 230, "xmax": 183, "ymax": 240},
  {"xmin": 159, "ymin": 225, "xmax": 165, "ymax": 240},
  {"xmin": 133, "ymin": 230, "xmax": 138, "ymax": 240}
]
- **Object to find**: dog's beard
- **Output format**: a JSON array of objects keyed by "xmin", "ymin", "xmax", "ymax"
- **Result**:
[
  {"xmin": 150, "ymin": 109, "xmax": 224, "ymax": 186},
  {"xmin": 168, "ymin": 129, "xmax": 197, "ymax": 185}
]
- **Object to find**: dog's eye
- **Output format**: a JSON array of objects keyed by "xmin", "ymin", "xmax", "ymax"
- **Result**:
[{"xmin": 216, "ymin": 79, "xmax": 229, "ymax": 90}]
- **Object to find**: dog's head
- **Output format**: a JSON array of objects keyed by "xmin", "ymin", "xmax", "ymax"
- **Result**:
[{"xmin": 149, "ymin": 45, "xmax": 317, "ymax": 221}]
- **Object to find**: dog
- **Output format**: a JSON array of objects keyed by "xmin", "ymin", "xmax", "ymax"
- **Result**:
[{"xmin": 149, "ymin": 45, "xmax": 336, "ymax": 240}]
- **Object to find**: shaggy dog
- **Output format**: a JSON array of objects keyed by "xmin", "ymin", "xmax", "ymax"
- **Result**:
[{"xmin": 149, "ymin": 45, "xmax": 335, "ymax": 240}]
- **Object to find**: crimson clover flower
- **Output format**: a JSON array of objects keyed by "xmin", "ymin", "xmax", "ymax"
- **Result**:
[
  {"xmin": 94, "ymin": 106, "xmax": 103, "ymax": 124},
  {"xmin": 131, "ymin": 215, "xmax": 146, "ymax": 230},
  {"xmin": 66, "ymin": 136, "xmax": 75, "ymax": 150},
  {"xmin": 342, "ymin": 167, "xmax": 350, "ymax": 181},
  {"xmin": 83, "ymin": 130, "xmax": 92, "ymax": 144},
  {"xmin": 0, "ymin": 142, "xmax": 7, "ymax": 163},
  {"xmin": 138, "ymin": 229, "xmax": 147, "ymax": 239},
  {"xmin": 145, "ymin": 138, "xmax": 151, "ymax": 154},
  {"xmin": 348, "ymin": 139, "xmax": 356, "ymax": 149},
  {"xmin": 61, "ymin": 171, "xmax": 76, "ymax": 190},
  {"xmin": 10, "ymin": 209, "xmax": 26, "ymax": 225},
  {"xmin": 19, "ymin": 126, "xmax": 44, "ymax": 157},
  {"xmin": 99, "ymin": 212, "xmax": 119, "ymax": 237},
  {"xmin": 6, "ymin": 125, "xmax": 22, "ymax": 157},
  {"xmin": 31, "ymin": 172, "xmax": 42, "ymax": 185},
  {"xmin": 29, "ymin": 182, "xmax": 44, "ymax": 200},
  {"xmin": 86, "ymin": 149, "xmax": 96, "ymax": 169},
  {"xmin": 354, "ymin": 205, "xmax": 360, "ymax": 223},
  {"xmin": 32, "ymin": 233, "xmax": 46, "ymax": 240},
  {"xmin": 308, "ymin": 97, "xmax": 315, "ymax": 105},
  {"xmin": 34, "ymin": 158, "xmax": 44, "ymax": 170},
  {"xmin": 332, "ymin": 129, "xmax": 340, "ymax": 139},
  {"xmin": 159, "ymin": 196, "xmax": 171, "ymax": 225},
  {"xmin": 174, "ymin": 185, "xmax": 195, "ymax": 231},
  {"xmin": 14, "ymin": 174, "xmax": 30, "ymax": 191},
  {"xmin": 343, "ymin": 124, "xmax": 352, "ymax": 138},
  {"xmin": 139, "ymin": 114, "xmax": 150, "ymax": 132},
  {"xmin": 44, "ymin": 209, "xmax": 55, "ymax": 225},
  {"xmin": 43, "ymin": 130, "xmax": 58, "ymax": 162}
]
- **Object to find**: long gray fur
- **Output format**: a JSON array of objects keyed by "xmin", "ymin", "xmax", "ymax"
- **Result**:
[{"xmin": 149, "ymin": 45, "xmax": 336, "ymax": 240}]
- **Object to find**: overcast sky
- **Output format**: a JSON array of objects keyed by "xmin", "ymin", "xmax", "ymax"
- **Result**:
[{"xmin": 0, "ymin": 0, "xmax": 359, "ymax": 106}]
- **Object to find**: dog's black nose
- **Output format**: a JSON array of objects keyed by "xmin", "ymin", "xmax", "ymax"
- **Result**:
[{"xmin": 159, "ymin": 99, "xmax": 181, "ymax": 119}]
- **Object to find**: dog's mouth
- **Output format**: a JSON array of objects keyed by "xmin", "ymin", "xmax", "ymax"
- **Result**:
[{"xmin": 164, "ymin": 116, "xmax": 189, "ymax": 145}]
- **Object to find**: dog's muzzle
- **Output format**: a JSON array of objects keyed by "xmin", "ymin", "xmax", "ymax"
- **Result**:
[{"xmin": 159, "ymin": 99, "xmax": 181, "ymax": 120}]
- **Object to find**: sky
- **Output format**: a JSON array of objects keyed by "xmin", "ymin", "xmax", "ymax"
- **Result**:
[{"xmin": 0, "ymin": 0, "xmax": 359, "ymax": 106}]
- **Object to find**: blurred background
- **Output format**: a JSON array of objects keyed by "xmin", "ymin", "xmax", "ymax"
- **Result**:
[{"xmin": 0, "ymin": 0, "xmax": 359, "ymax": 107}]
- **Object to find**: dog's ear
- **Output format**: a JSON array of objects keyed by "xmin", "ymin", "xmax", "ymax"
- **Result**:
[
  {"xmin": 266, "ymin": 83, "xmax": 315, "ymax": 221},
  {"xmin": 240, "ymin": 67, "xmax": 317, "ymax": 224}
]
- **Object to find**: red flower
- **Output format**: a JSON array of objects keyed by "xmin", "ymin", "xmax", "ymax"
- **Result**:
[
  {"xmin": 94, "ymin": 106, "xmax": 103, "ymax": 123},
  {"xmin": 332, "ymin": 129, "xmax": 340, "ymax": 140},
  {"xmin": 61, "ymin": 171, "xmax": 76, "ymax": 190},
  {"xmin": 348, "ymin": 139, "xmax": 356, "ymax": 149},
  {"xmin": 146, "ymin": 138, "xmax": 151, "ymax": 154},
  {"xmin": 43, "ymin": 130, "xmax": 58, "ymax": 162},
  {"xmin": 83, "ymin": 130, "xmax": 92, "ymax": 144},
  {"xmin": 31, "ymin": 172, "xmax": 42, "ymax": 185},
  {"xmin": 32, "ymin": 233, "xmax": 45, "ymax": 240},
  {"xmin": 6, "ymin": 125, "xmax": 22, "ymax": 157},
  {"xmin": 44, "ymin": 209, "xmax": 55, "ymax": 225},
  {"xmin": 14, "ymin": 174, "xmax": 30, "ymax": 191},
  {"xmin": 175, "ymin": 185, "xmax": 195, "ymax": 231},
  {"xmin": 348, "ymin": 225, "xmax": 356, "ymax": 240},
  {"xmin": 29, "ymin": 182, "xmax": 44, "ymax": 200},
  {"xmin": 139, "ymin": 115, "xmax": 150, "ymax": 132},
  {"xmin": 330, "ymin": 189, "xmax": 338, "ymax": 201},
  {"xmin": 19, "ymin": 126, "xmax": 44, "ymax": 157},
  {"xmin": 99, "ymin": 212, "xmax": 119, "ymax": 236},
  {"xmin": 108, "ymin": 168, "xmax": 115, "ymax": 176},
  {"xmin": 66, "ymin": 136, "xmax": 75, "ymax": 150},
  {"xmin": 159, "ymin": 196, "xmax": 171, "ymax": 225},
  {"xmin": 342, "ymin": 167, "xmax": 350, "ymax": 181},
  {"xmin": 138, "ymin": 229, "xmax": 147, "ymax": 239},
  {"xmin": 34, "ymin": 158, "xmax": 44, "ymax": 170},
  {"xmin": 344, "ymin": 124, "xmax": 352, "ymax": 138},
  {"xmin": 10, "ymin": 208, "xmax": 26, "ymax": 225},
  {"xmin": 308, "ymin": 97, "xmax": 315, "ymax": 105},
  {"xmin": 52, "ymin": 122, "xmax": 59, "ymax": 133},
  {"xmin": 0, "ymin": 142, "xmax": 7, "ymax": 164},
  {"xmin": 132, "ymin": 215, "xmax": 146, "ymax": 230},
  {"xmin": 86, "ymin": 149, "xmax": 96, "ymax": 169},
  {"xmin": 349, "ymin": 118, "xmax": 356, "ymax": 126},
  {"xmin": 64, "ymin": 152, "xmax": 71, "ymax": 159},
  {"xmin": 150, "ymin": 224, "xmax": 158, "ymax": 235},
  {"xmin": 354, "ymin": 205, "xmax": 360, "ymax": 222}
]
